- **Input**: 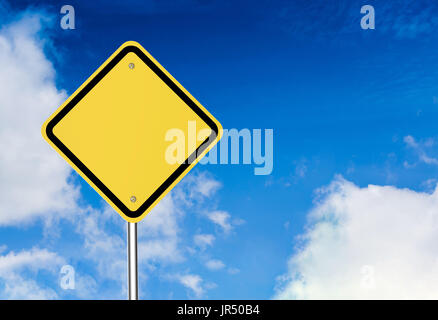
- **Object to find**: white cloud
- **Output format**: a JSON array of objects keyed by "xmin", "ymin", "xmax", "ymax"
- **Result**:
[
  {"xmin": 194, "ymin": 233, "xmax": 215, "ymax": 250},
  {"xmin": 404, "ymin": 135, "xmax": 438, "ymax": 166},
  {"xmin": 422, "ymin": 178, "xmax": 438, "ymax": 192},
  {"xmin": 138, "ymin": 195, "xmax": 180, "ymax": 239},
  {"xmin": 138, "ymin": 238, "xmax": 182, "ymax": 264},
  {"xmin": 194, "ymin": 172, "xmax": 222, "ymax": 197},
  {"xmin": 137, "ymin": 195, "xmax": 185, "ymax": 268},
  {"xmin": 69, "ymin": 273, "xmax": 98, "ymax": 299},
  {"xmin": 227, "ymin": 267, "xmax": 240, "ymax": 275},
  {"xmin": 177, "ymin": 274, "xmax": 205, "ymax": 297},
  {"xmin": 173, "ymin": 171, "xmax": 222, "ymax": 207},
  {"xmin": 74, "ymin": 206, "xmax": 126, "ymax": 288},
  {"xmin": 0, "ymin": 248, "xmax": 65, "ymax": 299},
  {"xmin": 275, "ymin": 176, "xmax": 438, "ymax": 299},
  {"xmin": 0, "ymin": 247, "xmax": 64, "ymax": 275},
  {"xmin": 205, "ymin": 259, "xmax": 225, "ymax": 271},
  {"xmin": 206, "ymin": 210, "xmax": 244, "ymax": 233},
  {"xmin": 294, "ymin": 159, "xmax": 307, "ymax": 178},
  {"xmin": 4, "ymin": 277, "xmax": 58, "ymax": 300},
  {"xmin": 0, "ymin": 14, "xmax": 78, "ymax": 226},
  {"xmin": 207, "ymin": 210, "xmax": 233, "ymax": 233}
]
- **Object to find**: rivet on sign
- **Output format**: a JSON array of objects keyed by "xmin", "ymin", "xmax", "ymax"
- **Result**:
[
  {"xmin": 128, "ymin": 63, "xmax": 135, "ymax": 69},
  {"xmin": 130, "ymin": 196, "xmax": 136, "ymax": 203}
]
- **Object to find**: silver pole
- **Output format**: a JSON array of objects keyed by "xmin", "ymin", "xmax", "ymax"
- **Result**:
[{"xmin": 128, "ymin": 222, "xmax": 138, "ymax": 300}]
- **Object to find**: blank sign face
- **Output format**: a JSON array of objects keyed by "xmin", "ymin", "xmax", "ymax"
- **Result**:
[{"xmin": 42, "ymin": 42, "xmax": 222, "ymax": 223}]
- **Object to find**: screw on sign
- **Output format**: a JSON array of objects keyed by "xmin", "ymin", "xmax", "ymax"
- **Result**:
[{"xmin": 42, "ymin": 41, "xmax": 222, "ymax": 299}]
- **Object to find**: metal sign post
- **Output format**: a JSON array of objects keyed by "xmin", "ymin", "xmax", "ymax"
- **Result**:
[{"xmin": 128, "ymin": 222, "xmax": 138, "ymax": 300}]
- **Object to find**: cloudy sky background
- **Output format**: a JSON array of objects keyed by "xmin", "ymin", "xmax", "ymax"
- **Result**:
[{"xmin": 2, "ymin": 0, "xmax": 438, "ymax": 299}]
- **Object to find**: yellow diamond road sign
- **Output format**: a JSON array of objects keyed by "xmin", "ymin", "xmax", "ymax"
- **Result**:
[{"xmin": 42, "ymin": 41, "xmax": 222, "ymax": 223}]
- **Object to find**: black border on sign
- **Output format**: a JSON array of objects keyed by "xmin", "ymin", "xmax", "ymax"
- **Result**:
[{"xmin": 46, "ymin": 45, "xmax": 219, "ymax": 219}]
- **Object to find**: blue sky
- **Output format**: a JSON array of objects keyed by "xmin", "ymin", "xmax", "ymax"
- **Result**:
[{"xmin": 2, "ymin": 0, "xmax": 438, "ymax": 299}]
